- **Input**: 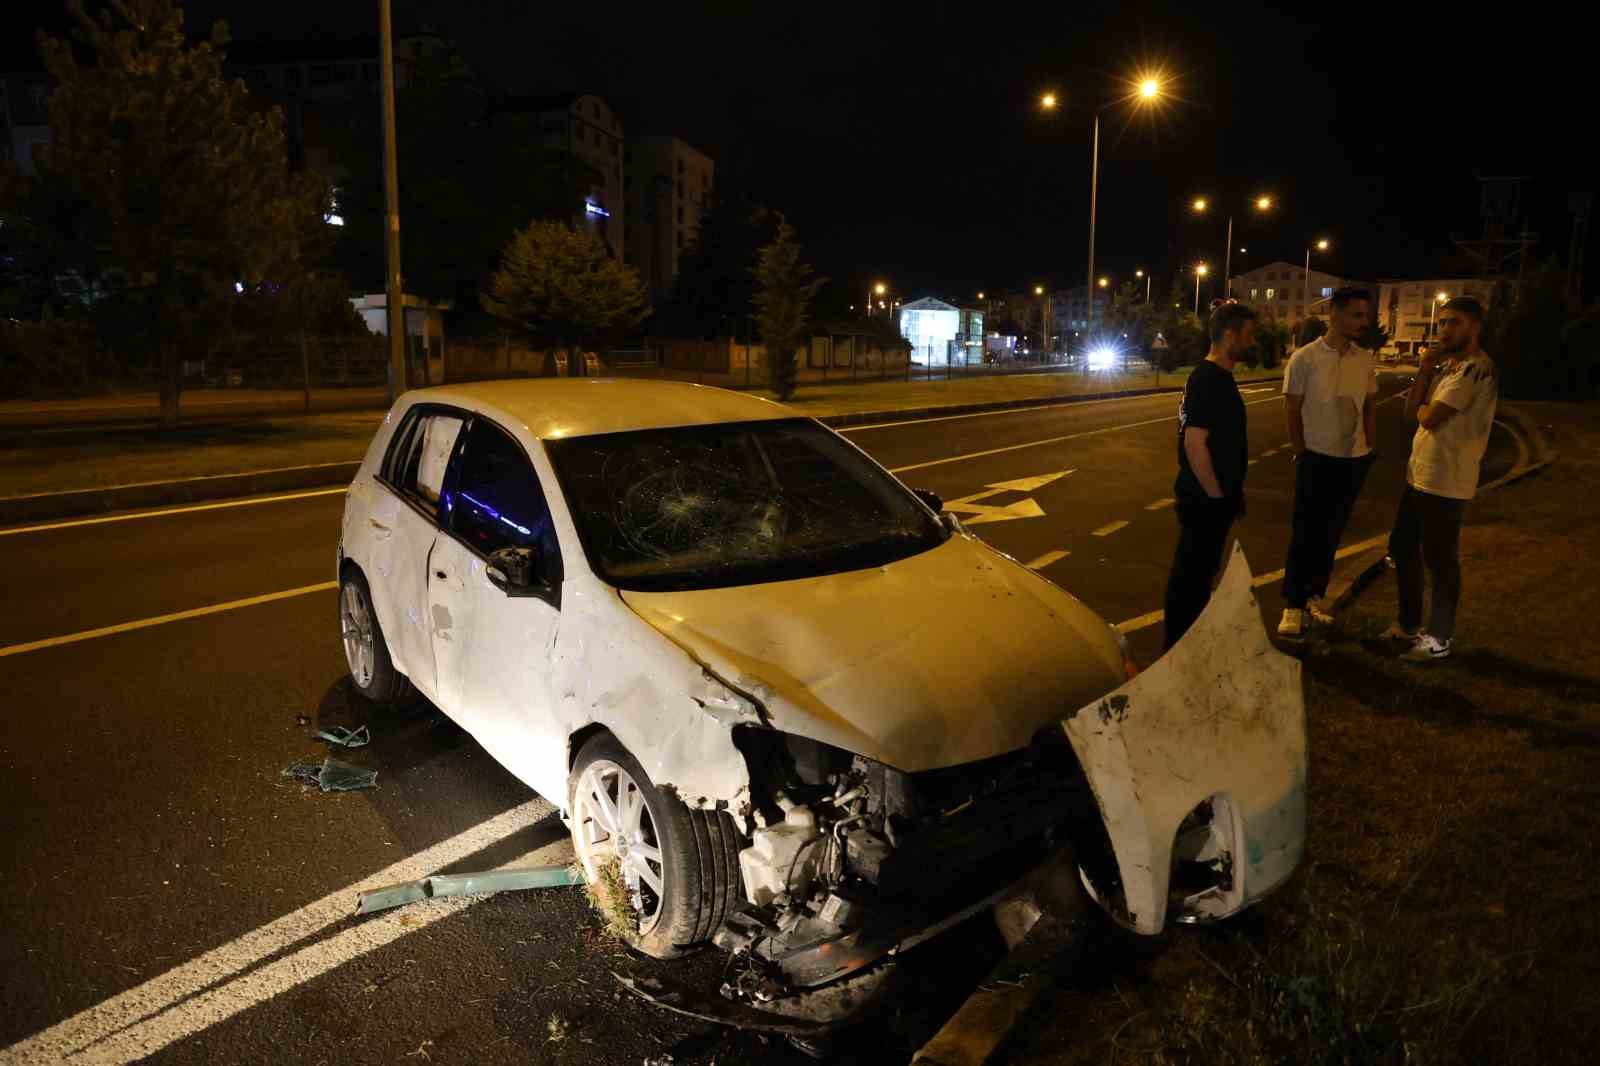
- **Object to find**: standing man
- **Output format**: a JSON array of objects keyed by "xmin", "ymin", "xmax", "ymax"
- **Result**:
[
  {"xmin": 1278, "ymin": 287, "xmax": 1379, "ymax": 640},
  {"xmin": 1383, "ymin": 297, "xmax": 1498, "ymax": 661},
  {"xmin": 1163, "ymin": 303, "xmax": 1257, "ymax": 649}
]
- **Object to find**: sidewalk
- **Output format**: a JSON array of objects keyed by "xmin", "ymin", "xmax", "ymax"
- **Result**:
[
  {"xmin": 0, "ymin": 386, "xmax": 391, "ymax": 429},
  {"xmin": 0, "ymin": 365, "xmax": 1283, "ymax": 522}
]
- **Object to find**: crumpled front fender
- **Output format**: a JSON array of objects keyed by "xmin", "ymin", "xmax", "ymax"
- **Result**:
[{"xmin": 1061, "ymin": 544, "xmax": 1307, "ymax": 934}]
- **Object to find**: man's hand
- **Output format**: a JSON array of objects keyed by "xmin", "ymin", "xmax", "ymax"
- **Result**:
[{"xmin": 1418, "ymin": 348, "xmax": 1443, "ymax": 374}]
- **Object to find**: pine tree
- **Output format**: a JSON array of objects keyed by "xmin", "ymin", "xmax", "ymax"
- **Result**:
[
  {"xmin": 751, "ymin": 219, "xmax": 825, "ymax": 401},
  {"xmin": 37, "ymin": 0, "xmax": 326, "ymax": 426}
]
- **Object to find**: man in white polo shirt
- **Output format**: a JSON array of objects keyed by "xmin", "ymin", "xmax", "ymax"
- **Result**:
[
  {"xmin": 1382, "ymin": 296, "xmax": 1499, "ymax": 661},
  {"xmin": 1277, "ymin": 287, "xmax": 1379, "ymax": 640}
]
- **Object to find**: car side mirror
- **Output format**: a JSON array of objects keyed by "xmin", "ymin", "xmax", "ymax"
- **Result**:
[
  {"xmin": 486, "ymin": 545, "xmax": 543, "ymax": 594},
  {"xmin": 912, "ymin": 488, "xmax": 943, "ymax": 513}
]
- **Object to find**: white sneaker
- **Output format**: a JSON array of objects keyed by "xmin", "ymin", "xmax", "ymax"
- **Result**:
[
  {"xmin": 1306, "ymin": 596, "xmax": 1335, "ymax": 626},
  {"xmin": 1277, "ymin": 608, "xmax": 1306, "ymax": 640},
  {"xmin": 1378, "ymin": 623, "xmax": 1420, "ymax": 643},
  {"xmin": 1400, "ymin": 633, "xmax": 1451, "ymax": 662}
]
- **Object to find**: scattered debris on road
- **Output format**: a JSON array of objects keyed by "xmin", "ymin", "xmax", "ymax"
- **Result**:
[
  {"xmin": 355, "ymin": 864, "xmax": 582, "ymax": 915},
  {"xmin": 280, "ymin": 756, "xmax": 378, "ymax": 792},
  {"xmin": 316, "ymin": 724, "xmax": 370, "ymax": 748}
]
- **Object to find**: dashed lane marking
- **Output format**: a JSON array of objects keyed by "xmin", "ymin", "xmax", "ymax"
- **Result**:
[
  {"xmin": 1025, "ymin": 550, "xmax": 1071, "ymax": 570},
  {"xmin": 1248, "ymin": 459, "xmax": 1260, "ymax": 466},
  {"xmin": 1114, "ymin": 532, "xmax": 1389, "ymax": 635},
  {"xmin": 0, "ymin": 582, "xmax": 338, "ymax": 658},
  {"xmin": 1091, "ymin": 520, "xmax": 1130, "ymax": 537},
  {"xmin": 1145, "ymin": 498, "xmax": 1175, "ymax": 511}
]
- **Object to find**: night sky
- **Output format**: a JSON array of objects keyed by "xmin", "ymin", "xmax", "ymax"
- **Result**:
[{"xmin": 12, "ymin": 1, "xmax": 1592, "ymax": 308}]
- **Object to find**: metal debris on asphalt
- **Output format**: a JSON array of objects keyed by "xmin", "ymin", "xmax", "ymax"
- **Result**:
[
  {"xmin": 316, "ymin": 724, "xmax": 371, "ymax": 748},
  {"xmin": 280, "ymin": 756, "xmax": 378, "ymax": 792},
  {"xmin": 355, "ymin": 865, "xmax": 583, "ymax": 915}
]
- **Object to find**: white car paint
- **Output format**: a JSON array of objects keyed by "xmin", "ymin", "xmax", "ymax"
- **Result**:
[{"xmin": 340, "ymin": 378, "xmax": 1305, "ymax": 933}]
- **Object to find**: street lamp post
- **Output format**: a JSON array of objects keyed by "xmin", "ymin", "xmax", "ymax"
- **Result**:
[
  {"xmin": 1302, "ymin": 238, "xmax": 1330, "ymax": 307},
  {"xmin": 1428, "ymin": 290, "xmax": 1448, "ymax": 343},
  {"xmin": 1044, "ymin": 76, "xmax": 1162, "ymax": 332},
  {"xmin": 1194, "ymin": 263, "xmax": 1208, "ymax": 315},
  {"xmin": 869, "ymin": 282, "xmax": 887, "ymax": 319},
  {"xmin": 1192, "ymin": 195, "xmax": 1271, "ymax": 300},
  {"xmin": 1135, "ymin": 268, "xmax": 1150, "ymax": 302}
]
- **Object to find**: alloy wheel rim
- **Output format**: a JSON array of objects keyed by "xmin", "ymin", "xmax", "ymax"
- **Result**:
[
  {"xmin": 341, "ymin": 583, "xmax": 374, "ymax": 688},
  {"xmin": 573, "ymin": 759, "xmax": 665, "ymax": 936}
]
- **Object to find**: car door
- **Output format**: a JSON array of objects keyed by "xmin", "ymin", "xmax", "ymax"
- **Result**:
[
  {"xmin": 427, "ymin": 415, "xmax": 565, "ymax": 791},
  {"xmin": 370, "ymin": 405, "xmax": 465, "ymax": 703}
]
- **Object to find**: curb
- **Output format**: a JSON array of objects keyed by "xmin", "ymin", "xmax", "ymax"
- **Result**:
[{"xmin": 0, "ymin": 461, "xmax": 361, "ymax": 526}]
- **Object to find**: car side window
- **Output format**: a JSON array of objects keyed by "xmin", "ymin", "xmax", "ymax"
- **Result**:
[
  {"xmin": 444, "ymin": 418, "xmax": 558, "ymax": 564},
  {"xmin": 381, "ymin": 408, "xmax": 465, "ymax": 517}
]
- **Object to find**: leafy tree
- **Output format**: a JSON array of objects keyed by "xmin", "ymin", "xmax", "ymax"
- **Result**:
[
  {"xmin": 658, "ymin": 187, "xmax": 778, "ymax": 336},
  {"xmin": 37, "ymin": 0, "xmax": 327, "ymax": 426},
  {"xmin": 1296, "ymin": 316, "xmax": 1328, "ymax": 347},
  {"xmin": 1252, "ymin": 319, "xmax": 1292, "ymax": 369},
  {"xmin": 751, "ymin": 219, "xmax": 825, "ymax": 401},
  {"xmin": 1487, "ymin": 262, "xmax": 1582, "ymax": 399},
  {"xmin": 1356, "ymin": 314, "xmax": 1390, "ymax": 355},
  {"xmin": 333, "ymin": 55, "xmax": 599, "ymax": 317},
  {"xmin": 482, "ymin": 220, "xmax": 648, "ymax": 369},
  {"xmin": 1104, "ymin": 279, "xmax": 1157, "ymax": 353}
]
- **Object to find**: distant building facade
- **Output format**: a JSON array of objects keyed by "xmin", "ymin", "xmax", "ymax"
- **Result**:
[
  {"xmin": 1227, "ymin": 261, "xmax": 1368, "ymax": 331},
  {"xmin": 898, "ymin": 297, "xmax": 984, "ymax": 366},
  {"xmin": 1376, "ymin": 277, "xmax": 1511, "ymax": 355},
  {"xmin": 625, "ymin": 136, "xmax": 713, "ymax": 302},
  {"xmin": 1052, "ymin": 285, "xmax": 1111, "ymax": 335},
  {"xmin": 518, "ymin": 93, "xmax": 625, "ymax": 260}
]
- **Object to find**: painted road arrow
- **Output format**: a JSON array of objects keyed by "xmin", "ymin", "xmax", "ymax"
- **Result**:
[{"xmin": 944, "ymin": 469, "xmax": 1074, "ymax": 525}]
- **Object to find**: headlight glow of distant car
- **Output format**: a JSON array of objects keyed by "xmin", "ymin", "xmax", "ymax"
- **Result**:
[{"xmin": 1087, "ymin": 347, "xmax": 1117, "ymax": 371}]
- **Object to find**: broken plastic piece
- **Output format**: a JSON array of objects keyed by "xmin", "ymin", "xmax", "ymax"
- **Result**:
[
  {"xmin": 355, "ymin": 865, "xmax": 582, "ymax": 915},
  {"xmin": 316, "ymin": 725, "xmax": 371, "ymax": 748},
  {"xmin": 281, "ymin": 757, "xmax": 378, "ymax": 793}
]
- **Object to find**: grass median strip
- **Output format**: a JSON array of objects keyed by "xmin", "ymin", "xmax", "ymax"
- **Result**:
[{"xmin": 0, "ymin": 581, "xmax": 338, "ymax": 658}]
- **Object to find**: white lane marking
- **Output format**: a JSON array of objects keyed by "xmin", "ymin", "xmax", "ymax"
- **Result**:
[
  {"xmin": 0, "ymin": 582, "xmax": 337, "ymax": 659},
  {"xmin": 943, "ymin": 470, "xmax": 1074, "ymax": 526},
  {"xmin": 1026, "ymin": 550, "xmax": 1071, "ymax": 570},
  {"xmin": 0, "ymin": 486, "xmax": 348, "ymax": 538},
  {"xmin": 885, "ymin": 396, "xmax": 1283, "ymax": 475},
  {"xmin": 3, "ymin": 801, "xmax": 555, "ymax": 1063},
  {"xmin": 1114, "ymin": 532, "xmax": 1389, "ymax": 635},
  {"xmin": 1248, "ymin": 459, "xmax": 1260, "ymax": 466},
  {"xmin": 835, "ymin": 386, "xmax": 1200, "ymax": 433},
  {"xmin": 1144, "ymin": 498, "xmax": 1175, "ymax": 511},
  {"xmin": 1091, "ymin": 520, "xmax": 1130, "ymax": 537}
]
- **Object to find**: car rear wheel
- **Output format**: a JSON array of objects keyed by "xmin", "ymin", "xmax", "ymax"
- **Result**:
[
  {"xmin": 339, "ymin": 567, "xmax": 405, "ymax": 705},
  {"xmin": 569, "ymin": 733, "xmax": 742, "ymax": 959}
]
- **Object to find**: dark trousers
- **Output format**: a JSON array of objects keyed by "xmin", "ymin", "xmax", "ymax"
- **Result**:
[
  {"xmin": 1164, "ymin": 496, "xmax": 1236, "ymax": 650},
  {"xmin": 1282, "ymin": 450, "xmax": 1375, "ymax": 608},
  {"xmin": 1389, "ymin": 485, "xmax": 1466, "ymax": 640}
]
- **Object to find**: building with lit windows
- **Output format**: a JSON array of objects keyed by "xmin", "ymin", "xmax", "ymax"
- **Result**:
[
  {"xmin": 1227, "ymin": 261, "xmax": 1367, "ymax": 332},
  {"xmin": 517, "ymin": 93, "xmax": 625, "ymax": 260},
  {"xmin": 898, "ymin": 298, "xmax": 985, "ymax": 366},
  {"xmin": 1375, "ymin": 277, "xmax": 1512, "ymax": 355}
]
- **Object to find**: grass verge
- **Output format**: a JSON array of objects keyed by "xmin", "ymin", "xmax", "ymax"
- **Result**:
[{"xmin": 1001, "ymin": 402, "xmax": 1600, "ymax": 1065}]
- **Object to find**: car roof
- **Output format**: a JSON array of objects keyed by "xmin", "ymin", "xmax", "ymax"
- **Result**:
[{"xmin": 404, "ymin": 378, "xmax": 796, "ymax": 440}]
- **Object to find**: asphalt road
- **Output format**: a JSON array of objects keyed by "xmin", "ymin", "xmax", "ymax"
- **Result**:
[{"xmin": 0, "ymin": 375, "xmax": 1516, "ymax": 1065}]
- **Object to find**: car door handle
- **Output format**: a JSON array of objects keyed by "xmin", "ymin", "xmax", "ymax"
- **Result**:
[{"xmin": 435, "ymin": 569, "xmax": 448, "ymax": 580}]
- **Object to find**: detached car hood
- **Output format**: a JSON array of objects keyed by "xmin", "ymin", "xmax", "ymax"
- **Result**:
[{"xmin": 620, "ymin": 533, "xmax": 1124, "ymax": 772}]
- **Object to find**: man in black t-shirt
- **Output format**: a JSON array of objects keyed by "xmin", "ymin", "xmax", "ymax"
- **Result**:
[{"xmin": 1163, "ymin": 302, "xmax": 1257, "ymax": 649}]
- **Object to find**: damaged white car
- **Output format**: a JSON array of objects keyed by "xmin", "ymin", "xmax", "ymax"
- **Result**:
[{"xmin": 337, "ymin": 379, "xmax": 1306, "ymax": 1022}]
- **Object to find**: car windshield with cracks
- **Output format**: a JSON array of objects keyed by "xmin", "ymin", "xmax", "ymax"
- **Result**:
[{"xmin": 545, "ymin": 418, "xmax": 947, "ymax": 592}]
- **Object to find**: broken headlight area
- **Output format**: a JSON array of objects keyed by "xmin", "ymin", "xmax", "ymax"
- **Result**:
[{"xmin": 715, "ymin": 726, "xmax": 1112, "ymax": 1011}]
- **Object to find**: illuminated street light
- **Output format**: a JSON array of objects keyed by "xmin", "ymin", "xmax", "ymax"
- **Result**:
[
  {"xmin": 1303, "ymin": 238, "xmax": 1331, "ymax": 306},
  {"xmin": 1136, "ymin": 268, "xmax": 1151, "ymax": 302},
  {"xmin": 1256, "ymin": 196, "xmax": 1273, "ymax": 211},
  {"xmin": 1192, "ymin": 197, "xmax": 1208, "ymax": 212},
  {"xmin": 1429, "ymin": 291, "xmax": 1450, "ymax": 338},
  {"xmin": 1046, "ymin": 71, "xmax": 1168, "ymax": 330},
  {"xmin": 1098, "ymin": 276, "xmax": 1109, "ymax": 288},
  {"xmin": 1194, "ymin": 263, "xmax": 1208, "ymax": 314},
  {"xmin": 1034, "ymin": 285, "xmax": 1045, "ymax": 295},
  {"xmin": 1196, "ymin": 263, "xmax": 1209, "ymax": 276},
  {"xmin": 1191, "ymin": 194, "xmax": 1274, "ymax": 298}
]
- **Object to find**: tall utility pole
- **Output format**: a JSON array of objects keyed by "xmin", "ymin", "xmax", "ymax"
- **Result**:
[
  {"xmin": 379, "ymin": 0, "xmax": 406, "ymax": 400},
  {"xmin": 1086, "ymin": 113, "xmax": 1099, "ymax": 330}
]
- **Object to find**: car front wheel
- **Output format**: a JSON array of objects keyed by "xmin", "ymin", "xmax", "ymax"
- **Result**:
[{"xmin": 569, "ymin": 733, "xmax": 742, "ymax": 959}]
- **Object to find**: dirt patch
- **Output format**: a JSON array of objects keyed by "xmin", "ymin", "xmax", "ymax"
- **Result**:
[{"xmin": 996, "ymin": 402, "xmax": 1600, "ymax": 1065}]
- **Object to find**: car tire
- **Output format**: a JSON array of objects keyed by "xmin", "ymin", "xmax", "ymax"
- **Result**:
[
  {"xmin": 339, "ymin": 566, "xmax": 406, "ymax": 706},
  {"xmin": 569, "ymin": 733, "xmax": 742, "ymax": 959}
]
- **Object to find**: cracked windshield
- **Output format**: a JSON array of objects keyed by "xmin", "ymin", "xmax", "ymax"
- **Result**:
[{"xmin": 548, "ymin": 418, "xmax": 944, "ymax": 590}]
